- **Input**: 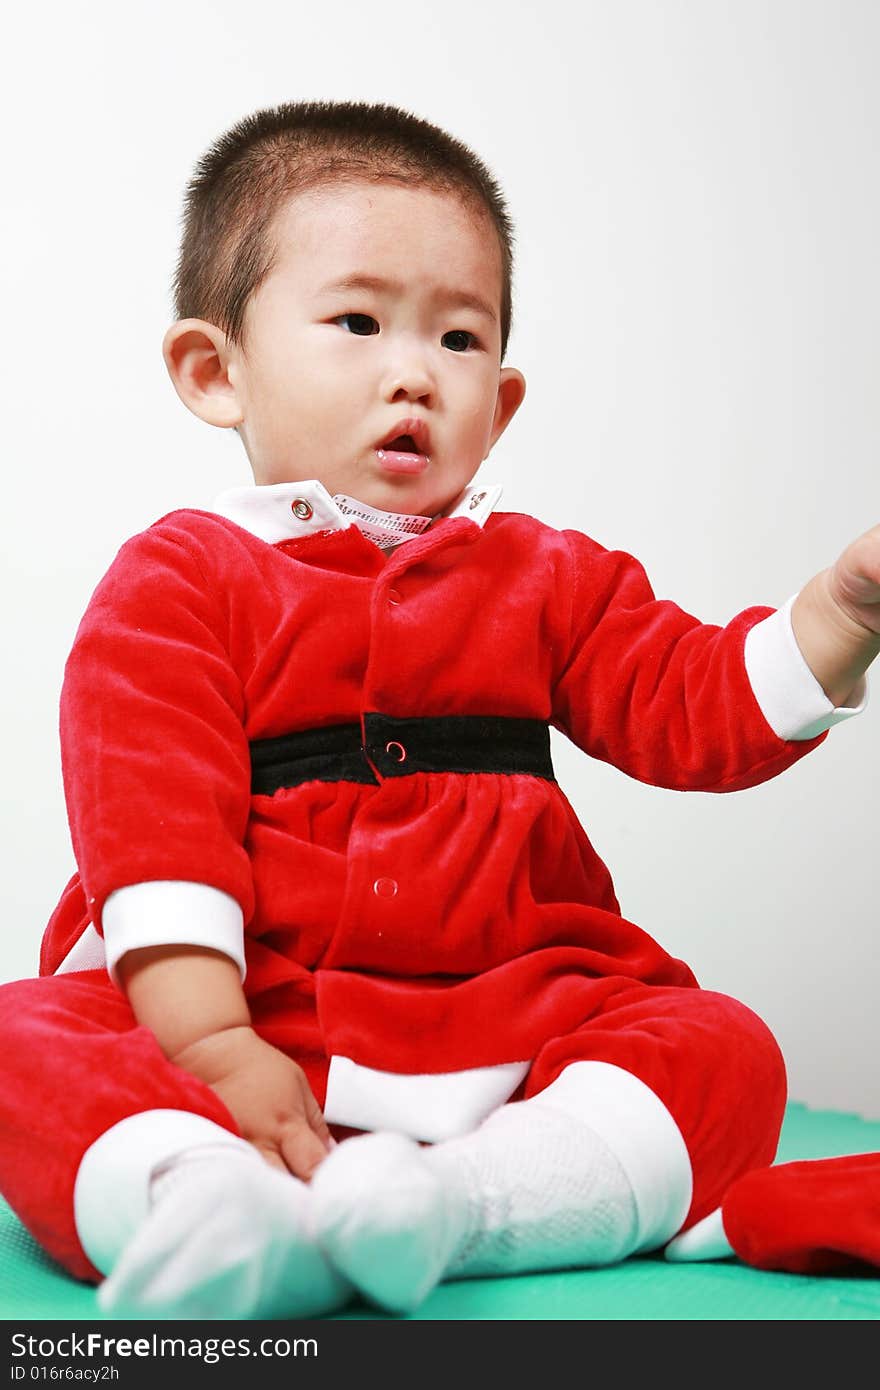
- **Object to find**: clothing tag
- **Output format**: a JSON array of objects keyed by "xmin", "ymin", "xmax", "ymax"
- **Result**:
[{"xmin": 332, "ymin": 493, "xmax": 436, "ymax": 550}]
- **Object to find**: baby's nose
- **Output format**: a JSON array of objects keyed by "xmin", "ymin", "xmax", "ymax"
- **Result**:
[{"xmin": 382, "ymin": 345, "xmax": 435, "ymax": 402}]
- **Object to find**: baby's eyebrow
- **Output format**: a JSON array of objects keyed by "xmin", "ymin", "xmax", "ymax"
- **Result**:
[{"xmin": 317, "ymin": 273, "xmax": 497, "ymax": 323}]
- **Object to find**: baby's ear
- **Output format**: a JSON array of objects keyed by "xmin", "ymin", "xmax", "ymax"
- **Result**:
[
  {"xmin": 161, "ymin": 318, "xmax": 243, "ymax": 430},
  {"xmin": 489, "ymin": 367, "xmax": 526, "ymax": 450}
]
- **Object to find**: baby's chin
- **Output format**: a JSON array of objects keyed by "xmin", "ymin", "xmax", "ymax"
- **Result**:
[
  {"xmin": 375, "ymin": 486, "xmax": 470, "ymax": 520},
  {"xmin": 331, "ymin": 474, "xmax": 469, "ymax": 520},
  {"xmin": 250, "ymin": 459, "xmax": 476, "ymax": 519}
]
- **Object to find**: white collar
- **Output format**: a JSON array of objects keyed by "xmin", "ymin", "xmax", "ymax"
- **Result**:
[{"xmin": 210, "ymin": 478, "xmax": 503, "ymax": 546}]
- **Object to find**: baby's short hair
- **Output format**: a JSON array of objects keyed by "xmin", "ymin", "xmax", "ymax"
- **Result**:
[{"xmin": 171, "ymin": 100, "xmax": 515, "ymax": 360}]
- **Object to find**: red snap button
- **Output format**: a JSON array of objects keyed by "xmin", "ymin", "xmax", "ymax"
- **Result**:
[
  {"xmin": 291, "ymin": 498, "xmax": 313, "ymax": 520},
  {"xmin": 373, "ymin": 877, "xmax": 399, "ymax": 898},
  {"xmin": 388, "ymin": 588, "xmax": 402, "ymax": 605},
  {"xmin": 385, "ymin": 740, "xmax": 406, "ymax": 762}
]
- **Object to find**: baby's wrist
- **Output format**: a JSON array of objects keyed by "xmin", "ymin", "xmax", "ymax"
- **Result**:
[
  {"xmin": 170, "ymin": 1023, "xmax": 258, "ymax": 1081},
  {"xmin": 792, "ymin": 570, "xmax": 880, "ymax": 705}
]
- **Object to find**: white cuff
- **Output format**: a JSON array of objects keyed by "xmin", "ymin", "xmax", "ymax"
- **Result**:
[
  {"xmin": 323, "ymin": 1057, "xmax": 530, "ymax": 1142},
  {"xmin": 74, "ymin": 1109, "xmax": 254, "ymax": 1275},
  {"xmin": 102, "ymin": 881, "xmax": 246, "ymax": 987},
  {"xmin": 744, "ymin": 595, "xmax": 868, "ymax": 740}
]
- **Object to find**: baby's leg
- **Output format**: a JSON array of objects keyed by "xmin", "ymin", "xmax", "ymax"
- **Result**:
[
  {"xmin": 310, "ymin": 981, "xmax": 785, "ymax": 1311},
  {"xmin": 529, "ymin": 979, "xmax": 787, "ymax": 1230},
  {"xmin": 0, "ymin": 971, "xmax": 351, "ymax": 1317}
]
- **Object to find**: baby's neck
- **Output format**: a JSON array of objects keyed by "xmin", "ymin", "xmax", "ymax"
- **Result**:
[{"xmin": 332, "ymin": 491, "xmax": 438, "ymax": 552}]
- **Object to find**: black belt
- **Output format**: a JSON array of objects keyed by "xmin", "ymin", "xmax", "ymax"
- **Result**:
[{"xmin": 250, "ymin": 714, "xmax": 556, "ymax": 794}]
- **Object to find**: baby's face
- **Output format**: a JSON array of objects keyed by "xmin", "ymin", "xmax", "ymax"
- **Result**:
[{"xmin": 168, "ymin": 180, "xmax": 524, "ymax": 517}]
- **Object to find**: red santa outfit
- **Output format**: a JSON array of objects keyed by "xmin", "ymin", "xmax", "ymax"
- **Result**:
[{"xmin": 0, "ymin": 479, "xmax": 866, "ymax": 1284}]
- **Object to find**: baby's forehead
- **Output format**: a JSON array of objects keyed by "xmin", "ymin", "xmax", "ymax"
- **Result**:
[
  {"xmin": 267, "ymin": 179, "xmax": 502, "ymax": 300},
  {"xmin": 279, "ymin": 178, "xmax": 490, "ymax": 240},
  {"xmin": 287, "ymin": 179, "xmax": 497, "ymax": 252},
  {"xmin": 277, "ymin": 173, "xmax": 482, "ymax": 221}
]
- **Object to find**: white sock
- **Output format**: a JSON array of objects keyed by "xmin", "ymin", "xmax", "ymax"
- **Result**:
[
  {"xmin": 664, "ymin": 1207, "xmax": 734, "ymax": 1262},
  {"xmin": 74, "ymin": 1111, "xmax": 353, "ymax": 1319},
  {"xmin": 97, "ymin": 1145, "xmax": 354, "ymax": 1318},
  {"xmin": 438, "ymin": 1100, "xmax": 640, "ymax": 1277},
  {"xmin": 310, "ymin": 1098, "xmax": 640, "ymax": 1313}
]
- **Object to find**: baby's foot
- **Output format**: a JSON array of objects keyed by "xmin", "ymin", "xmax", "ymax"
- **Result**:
[
  {"xmin": 311, "ymin": 1101, "xmax": 642, "ymax": 1313},
  {"xmin": 664, "ymin": 1208, "xmax": 734, "ymax": 1262},
  {"xmin": 309, "ymin": 1131, "xmax": 472, "ymax": 1314},
  {"xmin": 97, "ymin": 1149, "xmax": 354, "ymax": 1319}
]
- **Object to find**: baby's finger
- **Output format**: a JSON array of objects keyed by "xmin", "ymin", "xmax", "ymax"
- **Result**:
[
  {"xmin": 298, "ymin": 1079, "xmax": 334, "ymax": 1152},
  {"xmin": 279, "ymin": 1117, "xmax": 331, "ymax": 1181},
  {"xmin": 252, "ymin": 1142, "xmax": 290, "ymax": 1175}
]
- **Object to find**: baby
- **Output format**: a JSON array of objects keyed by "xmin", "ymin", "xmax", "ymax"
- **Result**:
[{"xmin": 1, "ymin": 99, "xmax": 878, "ymax": 1320}]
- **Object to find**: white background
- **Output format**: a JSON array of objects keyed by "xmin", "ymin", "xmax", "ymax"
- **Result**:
[{"xmin": 3, "ymin": 0, "xmax": 878, "ymax": 1118}]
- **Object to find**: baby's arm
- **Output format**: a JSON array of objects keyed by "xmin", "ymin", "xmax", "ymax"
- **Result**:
[
  {"xmin": 550, "ymin": 520, "xmax": 876, "ymax": 792},
  {"xmin": 117, "ymin": 945, "xmax": 332, "ymax": 1180},
  {"xmin": 790, "ymin": 523, "xmax": 880, "ymax": 705}
]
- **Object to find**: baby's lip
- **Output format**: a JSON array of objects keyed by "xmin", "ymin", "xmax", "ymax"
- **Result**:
[{"xmin": 376, "ymin": 417, "xmax": 431, "ymax": 455}]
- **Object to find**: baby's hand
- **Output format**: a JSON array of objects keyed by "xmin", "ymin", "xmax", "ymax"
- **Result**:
[
  {"xmin": 171, "ymin": 1025, "xmax": 333, "ymax": 1180},
  {"xmin": 827, "ymin": 523, "xmax": 880, "ymax": 635}
]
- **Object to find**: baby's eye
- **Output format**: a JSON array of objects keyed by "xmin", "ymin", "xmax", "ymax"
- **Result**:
[
  {"xmin": 334, "ymin": 313, "xmax": 380, "ymax": 336},
  {"xmin": 442, "ymin": 330, "xmax": 477, "ymax": 353}
]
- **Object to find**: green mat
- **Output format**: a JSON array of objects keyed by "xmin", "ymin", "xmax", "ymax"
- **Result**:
[{"xmin": 2, "ymin": 1102, "xmax": 878, "ymax": 1321}]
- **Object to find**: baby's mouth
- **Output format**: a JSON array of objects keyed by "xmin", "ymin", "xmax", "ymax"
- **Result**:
[{"xmin": 375, "ymin": 432, "xmax": 430, "ymax": 475}]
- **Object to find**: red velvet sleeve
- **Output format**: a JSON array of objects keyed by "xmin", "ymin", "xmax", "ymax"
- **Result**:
[
  {"xmin": 59, "ymin": 520, "xmax": 255, "ymax": 935},
  {"xmin": 550, "ymin": 529, "xmax": 826, "ymax": 792}
]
